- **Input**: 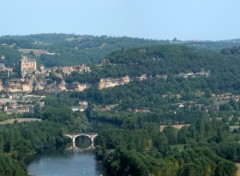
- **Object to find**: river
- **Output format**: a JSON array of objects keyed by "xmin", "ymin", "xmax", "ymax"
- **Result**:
[{"xmin": 28, "ymin": 150, "xmax": 106, "ymax": 176}]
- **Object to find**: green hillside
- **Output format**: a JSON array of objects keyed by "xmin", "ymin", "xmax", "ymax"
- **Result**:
[
  {"xmin": 1, "ymin": 33, "xmax": 240, "ymax": 67},
  {"xmin": 66, "ymin": 44, "xmax": 240, "ymax": 127},
  {"xmin": 66, "ymin": 44, "xmax": 240, "ymax": 88},
  {"xmin": 0, "ymin": 34, "xmax": 168, "ymax": 67},
  {"xmin": 0, "ymin": 45, "xmax": 21, "ymax": 67}
]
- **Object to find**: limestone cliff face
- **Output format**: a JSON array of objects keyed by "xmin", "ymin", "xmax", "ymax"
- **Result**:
[
  {"xmin": 74, "ymin": 84, "xmax": 89, "ymax": 92},
  {"xmin": 66, "ymin": 83, "xmax": 90, "ymax": 92},
  {"xmin": 59, "ymin": 84, "xmax": 67, "ymax": 91},
  {"xmin": 2, "ymin": 75, "xmax": 132, "ymax": 93},
  {"xmin": 0, "ymin": 81, "xmax": 3, "ymax": 91},
  {"xmin": 34, "ymin": 83, "xmax": 45, "ymax": 91},
  {"xmin": 6, "ymin": 82, "xmax": 33, "ymax": 93},
  {"xmin": 22, "ymin": 84, "xmax": 33, "ymax": 92},
  {"xmin": 98, "ymin": 76, "xmax": 130, "ymax": 89}
]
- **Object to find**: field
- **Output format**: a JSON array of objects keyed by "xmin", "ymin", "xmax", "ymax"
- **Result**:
[
  {"xmin": 0, "ymin": 118, "xmax": 42, "ymax": 125},
  {"xmin": 18, "ymin": 49, "xmax": 50, "ymax": 56},
  {"xmin": 236, "ymin": 163, "xmax": 240, "ymax": 176},
  {"xmin": 170, "ymin": 144, "xmax": 185, "ymax": 152},
  {"xmin": 159, "ymin": 124, "xmax": 190, "ymax": 131}
]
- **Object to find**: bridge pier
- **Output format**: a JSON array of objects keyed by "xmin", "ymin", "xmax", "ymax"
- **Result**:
[{"xmin": 91, "ymin": 138, "xmax": 94, "ymax": 147}]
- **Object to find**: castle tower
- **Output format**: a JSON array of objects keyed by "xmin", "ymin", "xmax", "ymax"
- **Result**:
[{"xmin": 20, "ymin": 55, "xmax": 36, "ymax": 77}]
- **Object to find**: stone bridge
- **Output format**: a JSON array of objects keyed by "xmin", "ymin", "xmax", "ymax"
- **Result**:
[{"xmin": 64, "ymin": 133, "xmax": 98, "ymax": 150}]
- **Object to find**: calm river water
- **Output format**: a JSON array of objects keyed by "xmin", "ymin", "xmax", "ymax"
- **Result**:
[{"xmin": 28, "ymin": 150, "xmax": 106, "ymax": 176}]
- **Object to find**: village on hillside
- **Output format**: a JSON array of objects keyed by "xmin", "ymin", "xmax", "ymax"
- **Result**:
[
  {"xmin": 0, "ymin": 55, "xmax": 93, "ymax": 114},
  {"xmin": 0, "ymin": 54, "xmax": 217, "ymax": 115},
  {"xmin": 0, "ymin": 54, "xmax": 135, "ymax": 114}
]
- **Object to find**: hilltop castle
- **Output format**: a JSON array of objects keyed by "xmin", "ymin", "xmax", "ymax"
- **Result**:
[{"xmin": 20, "ymin": 56, "xmax": 36, "ymax": 77}]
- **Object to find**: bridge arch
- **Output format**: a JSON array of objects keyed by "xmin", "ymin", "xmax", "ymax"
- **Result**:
[{"xmin": 64, "ymin": 133, "xmax": 98, "ymax": 150}]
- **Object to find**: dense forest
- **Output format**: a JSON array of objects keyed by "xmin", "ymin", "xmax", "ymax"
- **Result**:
[
  {"xmin": 95, "ymin": 119, "xmax": 238, "ymax": 176},
  {"xmin": 221, "ymin": 46, "xmax": 240, "ymax": 55}
]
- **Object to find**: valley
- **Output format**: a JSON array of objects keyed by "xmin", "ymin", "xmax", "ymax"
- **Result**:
[{"xmin": 1, "ymin": 34, "xmax": 240, "ymax": 176}]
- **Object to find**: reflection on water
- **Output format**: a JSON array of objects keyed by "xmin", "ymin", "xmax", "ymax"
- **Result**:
[{"xmin": 28, "ymin": 150, "xmax": 106, "ymax": 176}]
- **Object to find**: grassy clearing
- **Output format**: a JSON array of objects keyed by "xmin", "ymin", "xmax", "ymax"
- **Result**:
[
  {"xmin": 0, "ymin": 118, "xmax": 42, "ymax": 125},
  {"xmin": 170, "ymin": 144, "xmax": 185, "ymax": 152},
  {"xmin": 236, "ymin": 163, "xmax": 240, "ymax": 176},
  {"xmin": 18, "ymin": 49, "xmax": 48, "ymax": 56}
]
